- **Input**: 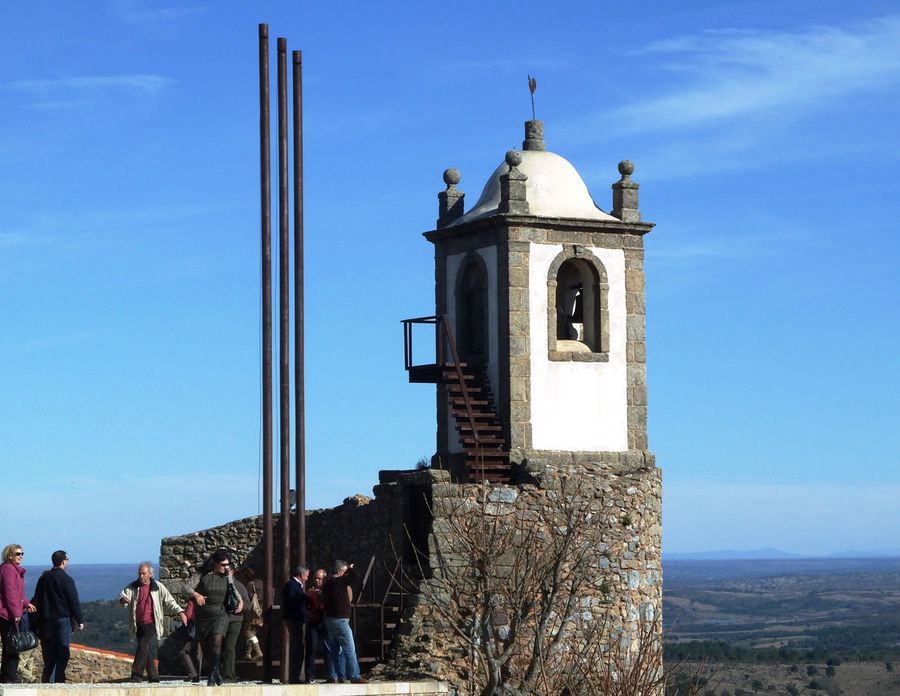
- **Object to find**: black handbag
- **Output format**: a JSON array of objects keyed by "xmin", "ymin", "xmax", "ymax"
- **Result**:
[
  {"xmin": 224, "ymin": 581, "xmax": 240, "ymax": 614},
  {"xmin": 8, "ymin": 616, "xmax": 38, "ymax": 654}
]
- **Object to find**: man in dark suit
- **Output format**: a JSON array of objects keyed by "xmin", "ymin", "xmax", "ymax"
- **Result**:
[
  {"xmin": 281, "ymin": 564, "xmax": 309, "ymax": 684},
  {"xmin": 31, "ymin": 550, "xmax": 84, "ymax": 683}
]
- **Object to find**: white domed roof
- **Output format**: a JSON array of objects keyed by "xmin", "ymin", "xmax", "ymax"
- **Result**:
[{"xmin": 451, "ymin": 149, "xmax": 617, "ymax": 226}]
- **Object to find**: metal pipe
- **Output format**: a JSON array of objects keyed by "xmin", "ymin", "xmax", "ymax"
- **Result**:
[
  {"xmin": 277, "ymin": 35, "xmax": 291, "ymax": 686},
  {"xmin": 258, "ymin": 22, "xmax": 274, "ymax": 683},
  {"xmin": 292, "ymin": 49, "xmax": 306, "ymax": 568}
]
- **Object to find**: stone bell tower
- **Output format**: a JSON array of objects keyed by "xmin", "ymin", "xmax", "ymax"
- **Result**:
[
  {"xmin": 392, "ymin": 120, "xmax": 663, "ymax": 691},
  {"xmin": 419, "ymin": 119, "xmax": 654, "ymax": 481}
]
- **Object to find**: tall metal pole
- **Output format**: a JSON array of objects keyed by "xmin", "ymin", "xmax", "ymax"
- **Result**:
[
  {"xmin": 276, "ymin": 36, "xmax": 292, "ymax": 686},
  {"xmin": 292, "ymin": 49, "xmax": 306, "ymax": 568},
  {"xmin": 277, "ymin": 37, "xmax": 292, "ymax": 587},
  {"xmin": 258, "ymin": 22, "xmax": 274, "ymax": 683}
]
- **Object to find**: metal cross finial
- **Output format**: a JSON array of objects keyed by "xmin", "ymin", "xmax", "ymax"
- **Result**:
[{"xmin": 528, "ymin": 75, "xmax": 537, "ymax": 120}]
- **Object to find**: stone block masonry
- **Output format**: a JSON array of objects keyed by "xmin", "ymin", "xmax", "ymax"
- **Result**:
[{"xmin": 158, "ymin": 455, "xmax": 660, "ymax": 694}]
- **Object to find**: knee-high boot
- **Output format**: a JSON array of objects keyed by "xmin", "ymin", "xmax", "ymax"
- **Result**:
[{"xmin": 206, "ymin": 652, "xmax": 222, "ymax": 687}]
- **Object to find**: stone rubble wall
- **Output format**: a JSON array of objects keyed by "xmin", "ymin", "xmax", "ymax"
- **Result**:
[
  {"xmin": 159, "ymin": 493, "xmax": 398, "ymax": 596},
  {"xmin": 374, "ymin": 458, "xmax": 662, "ymax": 690},
  {"xmin": 157, "ymin": 459, "xmax": 661, "ymax": 692}
]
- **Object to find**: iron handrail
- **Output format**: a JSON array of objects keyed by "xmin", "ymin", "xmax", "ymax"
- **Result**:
[{"xmin": 401, "ymin": 315, "xmax": 483, "ymax": 475}]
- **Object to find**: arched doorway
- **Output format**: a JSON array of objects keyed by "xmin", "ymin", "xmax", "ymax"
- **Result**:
[{"xmin": 454, "ymin": 253, "xmax": 488, "ymax": 365}]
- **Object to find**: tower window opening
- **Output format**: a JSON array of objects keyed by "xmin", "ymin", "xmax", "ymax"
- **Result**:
[{"xmin": 548, "ymin": 250, "xmax": 609, "ymax": 361}]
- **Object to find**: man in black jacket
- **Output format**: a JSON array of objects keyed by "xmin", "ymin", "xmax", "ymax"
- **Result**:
[
  {"xmin": 31, "ymin": 550, "xmax": 83, "ymax": 683},
  {"xmin": 282, "ymin": 564, "xmax": 308, "ymax": 684}
]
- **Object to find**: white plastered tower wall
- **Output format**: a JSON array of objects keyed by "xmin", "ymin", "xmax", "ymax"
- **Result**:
[{"xmin": 528, "ymin": 243, "xmax": 628, "ymax": 452}]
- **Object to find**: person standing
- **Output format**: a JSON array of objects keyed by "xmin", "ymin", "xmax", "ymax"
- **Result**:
[
  {"xmin": 282, "ymin": 564, "xmax": 308, "ymax": 684},
  {"xmin": 32, "ymin": 550, "xmax": 84, "ymax": 683},
  {"xmin": 119, "ymin": 562, "xmax": 186, "ymax": 683},
  {"xmin": 221, "ymin": 560, "xmax": 250, "ymax": 682},
  {"xmin": 0, "ymin": 544, "xmax": 37, "ymax": 683},
  {"xmin": 193, "ymin": 550, "xmax": 241, "ymax": 686},
  {"xmin": 304, "ymin": 567, "xmax": 336, "ymax": 684},
  {"xmin": 322, "ymin": 560, "xmax": 366, "ymax": 684},
  {"xmin": 237, "ymin": 567, "xmax": 264, "ymax": 661}
]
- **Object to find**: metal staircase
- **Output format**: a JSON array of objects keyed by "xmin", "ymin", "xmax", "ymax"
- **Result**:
[{"xmin": 402, "ymin": 314, "xmax": 512, "ymax": 483}]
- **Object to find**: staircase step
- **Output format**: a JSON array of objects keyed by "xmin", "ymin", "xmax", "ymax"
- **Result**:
[
  {"xmin": 460, "ymin": 435, "xmax": 505, "ymax": 445},
  {"xmin": 442, "ymin": 370, "xmax": 478, "ymax": 381},
  {"xmin": 457, "ymin": 423, "xmax": 502, "ymax": 433},
  {"xmin": 451, "ymin": 410, "xmax": 496, "ymax": 419}
]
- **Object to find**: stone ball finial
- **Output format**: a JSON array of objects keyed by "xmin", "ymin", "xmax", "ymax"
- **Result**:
[
  {"xmin": 505, "ymin": 150, "xmax": 523, "ymax": 169},
  {"xmin": 618, "ymin": 160, "xmax": 635, "ymax": 177},
  {"xmin": 443, "ymin": 168, "xmax": 461, "ymax": 187}
]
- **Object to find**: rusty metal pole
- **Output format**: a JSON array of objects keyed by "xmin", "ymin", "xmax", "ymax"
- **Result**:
[
  {"xmin": 258, "ymin": 22, "xmax": 275, "ymax": 683},
  {"xmin": 276, "ymin": 36, "xmax": 292, "ymax": 685},
  {"xmin": 292, "ymin": 49, "xmax": 306, "ymax": 568}
]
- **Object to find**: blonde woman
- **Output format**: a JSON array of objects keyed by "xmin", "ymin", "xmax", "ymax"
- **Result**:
[{"xmin": 0, "ymin": 544, "xmax": 37, "ymax": 683}]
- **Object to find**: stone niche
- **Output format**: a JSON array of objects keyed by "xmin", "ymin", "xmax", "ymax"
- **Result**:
[{"xmin": 158, "ymin": 458, "xmax": 661, "ymax": 692}]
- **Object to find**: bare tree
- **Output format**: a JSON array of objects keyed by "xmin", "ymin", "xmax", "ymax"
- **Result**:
[{"xmin": 405, "ymin": 477, "xmax": 670, "ymax": 696}]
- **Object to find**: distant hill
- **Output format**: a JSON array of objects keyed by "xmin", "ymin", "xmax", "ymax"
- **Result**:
[
  {"xmin": 665, "ymin": 548, "xmax": 900, "ymax": 560},
  {"xmin": 665, "ymin": 548, "xmax": 801, "ymax": 560}
]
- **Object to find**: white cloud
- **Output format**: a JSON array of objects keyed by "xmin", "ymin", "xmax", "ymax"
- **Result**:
[
  {"xmin": 3, "ymin": 75, "xmax": 171, "ymax": 98},
  {"xmin": 618, "ymin": 16, "xmax": 900, "ymax": 134},
  {"xmin": 568, "ymin": 15, "xmax": 900, "ymax": 179}
]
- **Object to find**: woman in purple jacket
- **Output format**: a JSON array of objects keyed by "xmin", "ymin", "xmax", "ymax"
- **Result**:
[{"xmin": 0, "ymin": 543, "xmax": 37, "ymax": 683}]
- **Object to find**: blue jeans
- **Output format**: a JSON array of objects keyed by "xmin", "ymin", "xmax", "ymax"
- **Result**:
[
  {"xmin": 324, "ymin": 617, "xmax": 359, "ymax": 681},
  {"xmin": 40, "ymin": 617, "xmax": 73, "ymax": 683},
  {"xmin": 305, "ymin": 622, "xmax": 336, "ymax": 681}
]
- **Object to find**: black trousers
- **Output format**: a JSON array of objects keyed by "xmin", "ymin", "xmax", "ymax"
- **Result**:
[
  {"xmin": 287, "ymin": 619, "xmax": 305, "ymax": 684},
  {"xmin": 132, "ymin": 622, "xmax": 158, "ymax": 680}
]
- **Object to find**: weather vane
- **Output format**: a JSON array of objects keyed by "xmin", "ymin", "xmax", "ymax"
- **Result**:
[{"xmin": 528, "ymin": 74, "xmax": 537, "ymax": 120}]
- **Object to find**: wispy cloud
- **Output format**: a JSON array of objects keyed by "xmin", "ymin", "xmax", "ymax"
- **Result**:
[
  {"xmin": 569, "ymin": 15, "xmax": 900, "ymax": 178},
  {"xmin": 3, "ymin": 74, "xmax": 171, "ymax": 98},
  {"xmin": 618, "ymin": 15, "xmax": 900, "ymax": 133},
  {"xmin": 1, "ymin": 330, "xmax": 100, "ymax": 357},
  {"xmin": 118, "ymin": 5, "xmax": 207, "ymax": 23}
]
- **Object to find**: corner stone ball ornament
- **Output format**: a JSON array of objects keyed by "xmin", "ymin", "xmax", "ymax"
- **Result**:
[
  {"xmin": 618, "ymin": 159, "xmax": 635, "ymax": 178},
  {"xmin": 443, "ymin": 168, "xmax": 461, "ymax": 188},
  {"xmin": 505, "ymin": 149, "xmax": 523, "ymax": 169}
]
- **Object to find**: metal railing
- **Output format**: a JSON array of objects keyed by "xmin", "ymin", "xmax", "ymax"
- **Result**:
[{"xmin": 402, "ymin": 314, "xmax": 483, "ymax": 472}]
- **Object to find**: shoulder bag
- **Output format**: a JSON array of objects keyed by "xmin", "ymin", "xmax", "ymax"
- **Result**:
[
  {"xmin": 8, "ymin": 616, "xmax": 38, "ymax": 654},
  {"xmin": 224, "ymin": 579, "xmax": 240, "ymax": 614}
]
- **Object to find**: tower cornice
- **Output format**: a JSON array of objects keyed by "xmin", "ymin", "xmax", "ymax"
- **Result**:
[{"xmin": 424, "ymin": 214, "xmax": 654, "ymax": 244}]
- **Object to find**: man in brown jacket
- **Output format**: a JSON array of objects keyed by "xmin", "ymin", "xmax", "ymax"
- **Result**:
[{"xmin": 321, "ymin": 560, "xmax": 366, "ymax": 684}]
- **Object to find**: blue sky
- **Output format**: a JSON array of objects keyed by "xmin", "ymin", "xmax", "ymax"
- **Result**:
[{"xmin": 2, "ymin": 1, "xmax": 898, "ymax": 563}]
